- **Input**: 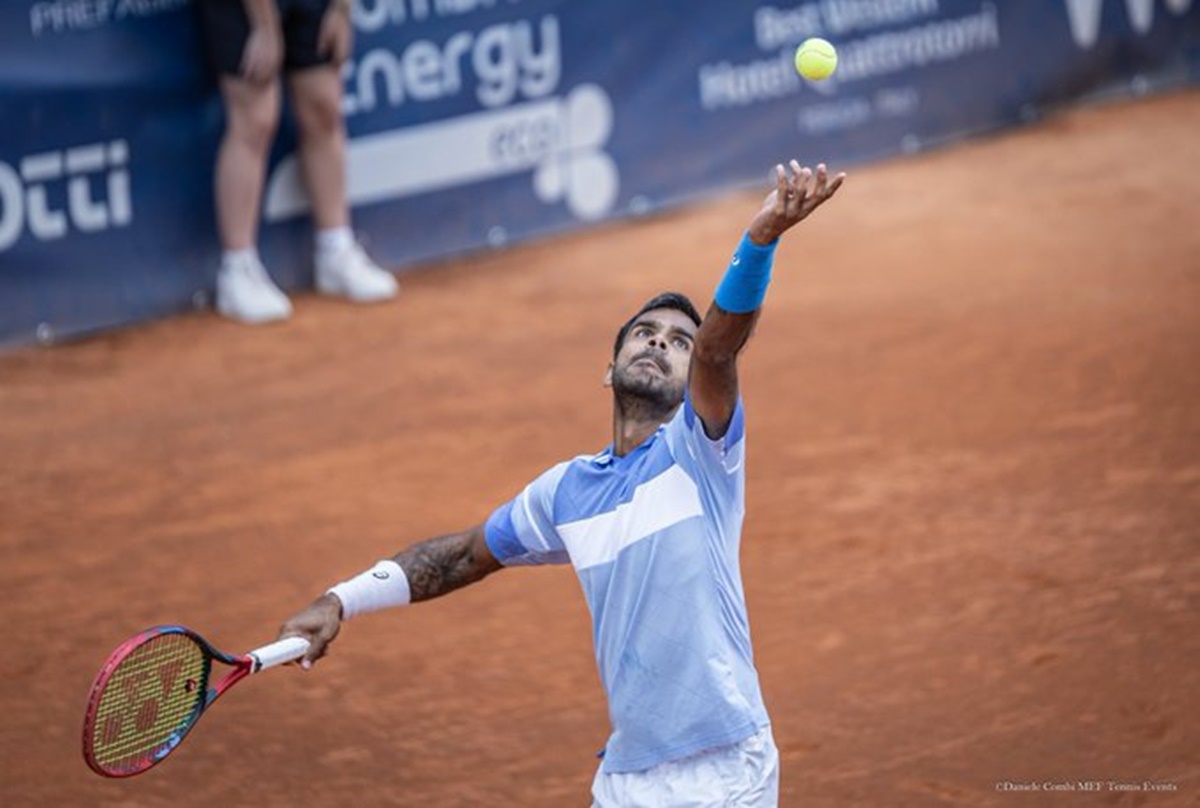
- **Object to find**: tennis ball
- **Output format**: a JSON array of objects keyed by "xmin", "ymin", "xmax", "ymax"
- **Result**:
[{"xmin": 795, "ymin": 37, "xmax": 838, "ymax": 81}]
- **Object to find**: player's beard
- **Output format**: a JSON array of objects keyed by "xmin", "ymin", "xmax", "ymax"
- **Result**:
[{"xmin": 611, "ymin": 354, "xmax": 684, "ymax": 423}]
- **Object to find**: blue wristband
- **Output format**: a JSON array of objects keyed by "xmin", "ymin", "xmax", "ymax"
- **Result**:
[{"xmin": 713, "ymin": 231, "xmax": 777, "ymax": 313}]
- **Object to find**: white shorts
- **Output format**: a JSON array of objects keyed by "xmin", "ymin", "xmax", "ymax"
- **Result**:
[{"xmin": 591, "ymin": 726, "xmax": 779, "ymax": 807}]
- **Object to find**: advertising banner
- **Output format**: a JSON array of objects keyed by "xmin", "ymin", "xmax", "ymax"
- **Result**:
[{"xmin": 1, "ymin": 0, "xmax": 1198, "ymax": 347}]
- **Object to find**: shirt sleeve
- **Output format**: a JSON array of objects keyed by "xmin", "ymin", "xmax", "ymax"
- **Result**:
[
  {"xmin": 483, "ymin": 461, "xmax": 572, "ymax": 566},
  {"xmin": 662, "ymin": 392, "xmax": 747, "ymax": 548},
  {"xmin": 669, "ymin": 389, "xmax": 746, "ymax": 481}
]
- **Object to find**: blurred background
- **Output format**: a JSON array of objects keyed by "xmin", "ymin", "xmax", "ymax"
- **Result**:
[{"xmin": 2, "ymin": 0, "xmax": 1197, "ymax": 347}]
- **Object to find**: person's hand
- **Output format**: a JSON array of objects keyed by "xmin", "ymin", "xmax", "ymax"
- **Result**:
[
  {"xmin": 277, "ymin": 593, "xmax": 343, "ymax": 669},
  {"xmin": 747, "ymin": 160, "xmax": 845, "ymax": 245},
  {"xmin": 317, "ymin": 0, "xmax": 354, "ymax": 66},
  {"xmin": 240, "ymin": 20, "xmax": 283, "ymax": 84}
]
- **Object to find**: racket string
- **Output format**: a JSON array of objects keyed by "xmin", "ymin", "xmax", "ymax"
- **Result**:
[{"xmin": 89, "ymin": 633, "xmax": 209, "ymax": 772}]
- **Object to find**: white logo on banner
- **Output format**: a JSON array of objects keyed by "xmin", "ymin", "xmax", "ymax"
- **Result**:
[
  {"xmin": 699, "ymin": 3, "xmax": 1001, "ymax": 110},
  {"xmin": 28, "ymin": 0, "xmax": 189, "ymax": 36},
  {"xmin": 0, "ymin": 140, "xmax": 132, "ymax": 252},
  {"xmin": 264, "ymin": 84, "xmax": 619, "ymax": 223},
  {"xmin": 1064, "ymin": 0, "xmax": 1194, "ymax": 48},
  {"xmin": 265, "ymin": 11, "xmax": 619, "ymax": 226}
]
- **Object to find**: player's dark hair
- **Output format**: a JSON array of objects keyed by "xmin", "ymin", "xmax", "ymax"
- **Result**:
[{"xmin": 613, "ymin": 292, "xmax": 703, "ymax": 358}]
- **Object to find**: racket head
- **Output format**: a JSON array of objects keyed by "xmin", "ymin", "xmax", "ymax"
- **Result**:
[{"xmin": 82, "ymin": 625, "xmax": 225, "ymax": 777}]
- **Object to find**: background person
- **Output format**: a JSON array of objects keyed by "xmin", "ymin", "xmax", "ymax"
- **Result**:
[{"xmin": 196, "ymin": 0, "xmax": 398, "ymax": 324}]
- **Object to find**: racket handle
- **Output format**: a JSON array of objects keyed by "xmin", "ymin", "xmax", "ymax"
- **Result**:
[{"xmin": 248, "ymin": 636, "xmax": 311, "ymax": 672}]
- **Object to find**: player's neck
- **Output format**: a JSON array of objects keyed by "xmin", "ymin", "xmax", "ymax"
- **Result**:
[{"xmin": 611, "ymin": 402, "xmax": 678, "ymax": 457}]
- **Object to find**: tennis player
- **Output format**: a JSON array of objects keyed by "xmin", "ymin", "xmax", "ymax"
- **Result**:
[{"xmin": 278, "ymin": 159, "xmax": 845, "ymax": 806}]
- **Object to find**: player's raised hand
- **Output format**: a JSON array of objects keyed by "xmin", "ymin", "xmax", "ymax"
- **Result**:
[
  {"xmin": 277, "ymin": 593, "xmax": 343, "ymax": 669},
  {"xmin": 748, "ymin": 160, "xmax": 845, "ymax": 245}
]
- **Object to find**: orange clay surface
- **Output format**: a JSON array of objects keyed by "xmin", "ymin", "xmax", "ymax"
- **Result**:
[{"xmin": 1, "ymin": 90, "xmax": 1197, "ymax": 807}]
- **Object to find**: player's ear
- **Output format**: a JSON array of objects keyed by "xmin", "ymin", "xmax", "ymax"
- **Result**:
[{"xmin": 603, "ymin": 363, "xmax": 614, "ymax": 388}]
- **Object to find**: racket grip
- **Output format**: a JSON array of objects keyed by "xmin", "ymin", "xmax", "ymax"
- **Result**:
[{"xmin": 249, "ymin": 636, "xmax": 311, "ymax": 672}]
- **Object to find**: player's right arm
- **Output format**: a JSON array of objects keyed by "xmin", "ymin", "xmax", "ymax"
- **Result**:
[
  {"xmin": 396, "ymin": 524, "xmax": 503, "ymax": 600},
  {"xmin": 278, "ymin": 524, "xmax": 502, "ymax": 667}
]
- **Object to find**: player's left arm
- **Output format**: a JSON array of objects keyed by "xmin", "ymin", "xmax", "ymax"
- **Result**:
[{"xmin": 689, "ymin": 160, "xmax": 845, "ymax": 438}]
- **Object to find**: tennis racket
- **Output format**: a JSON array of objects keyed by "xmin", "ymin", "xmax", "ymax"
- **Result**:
[{"xmin": 82, "ymin": 624, "xmax": 309, "ymax": 777}]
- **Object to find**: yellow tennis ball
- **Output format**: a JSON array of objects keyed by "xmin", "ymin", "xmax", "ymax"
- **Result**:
[{"xmin": 795, "ymin": 37, "xmax": 838, "ymax": 81}]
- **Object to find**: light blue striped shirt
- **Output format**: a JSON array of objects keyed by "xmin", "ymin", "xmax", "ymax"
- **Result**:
[{"xmin": 484, "ymin": 393, "xmax": 769, "ymax": 773}]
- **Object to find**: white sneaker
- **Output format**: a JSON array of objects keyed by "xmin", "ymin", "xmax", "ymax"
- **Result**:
[
  {"xmin": 216, "ymin": 254, "xmax": 293, "ymax": 324},
  {"xmin": 315, "ymin": 242, "xmax": 399, "ymax": 303}
]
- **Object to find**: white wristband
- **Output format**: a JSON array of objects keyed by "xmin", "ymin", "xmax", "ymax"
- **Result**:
[{"xmin": 327, "ymin": 560, "xmax": 411, "ymax": 620}]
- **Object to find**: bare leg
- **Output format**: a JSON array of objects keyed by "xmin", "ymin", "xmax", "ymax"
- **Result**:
[
  {"xmin": 214, "ymin": 75, "xmax": 282, "ymax": 250},
  {"xmin": 287, "ymin": 65, "xmax": 397, "ymax": 302},
  {"xmin": 287, "ymin": 66, "xmax": 349, "ymax": 231},
  {"xmin": 213, "ymin": 75, "xmax": 291, "ymax": 323}
]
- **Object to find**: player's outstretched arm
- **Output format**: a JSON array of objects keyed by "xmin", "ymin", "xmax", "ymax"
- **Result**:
[
  {"xmin": 278, "ymin": 524, "xmax": 502, "ymax": 667},
  {"xmin": 394, "ymin": 524, "xmax": 503, "ymax": 601},
  {"xmin": 689, "ymin": 160, "xmax": 845, "ymax": 438}
]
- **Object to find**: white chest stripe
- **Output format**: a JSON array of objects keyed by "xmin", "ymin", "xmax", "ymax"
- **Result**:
[{"xmin": 558, "ymin": 464, "xmax": 704, "ymax": 571}]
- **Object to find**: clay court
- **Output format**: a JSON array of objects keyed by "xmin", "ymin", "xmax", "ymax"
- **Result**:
[{"xmin": 2, "ymin": 90, "xmax": 1197, "ymax": 806}]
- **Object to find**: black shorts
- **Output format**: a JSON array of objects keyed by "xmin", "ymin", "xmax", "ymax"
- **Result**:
[{"xmin": 196, "ymin": 0, "xmax": 335, "ymax": 76}]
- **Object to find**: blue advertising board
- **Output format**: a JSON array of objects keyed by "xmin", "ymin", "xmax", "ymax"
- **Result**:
[{"xmin": 1, "ymin": 0, "xmax": 1198, "ymax": 347}]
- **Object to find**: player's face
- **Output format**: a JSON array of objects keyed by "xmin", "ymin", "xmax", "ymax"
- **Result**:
[{"xmin": 610, "ymin": 308, "xmax": 697, "ymax": 408}]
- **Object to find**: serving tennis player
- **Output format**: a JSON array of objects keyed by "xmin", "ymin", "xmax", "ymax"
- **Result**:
[{"xmin": 278, "ymin": 159, "xmax": 845, "ymax": 806}]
